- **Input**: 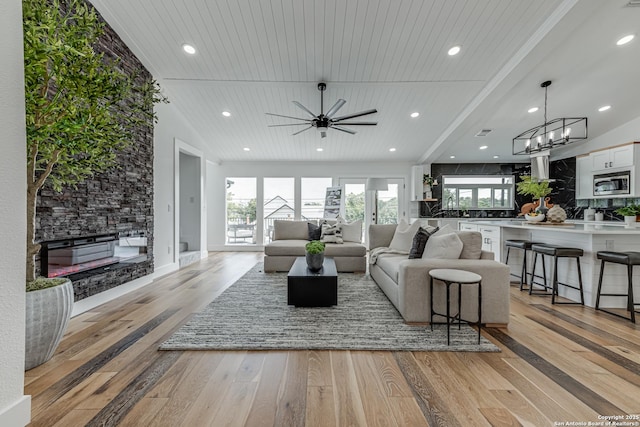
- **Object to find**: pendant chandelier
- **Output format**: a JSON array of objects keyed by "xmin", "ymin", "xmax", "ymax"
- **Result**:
[{"xmin": 512, "ymin": 80, "xmax": 587, "ymax": 155}]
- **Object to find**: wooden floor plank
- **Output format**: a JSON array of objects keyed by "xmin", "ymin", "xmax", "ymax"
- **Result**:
[{"xmin": 24, "ymin": 253, "xmax": 640, "ymax": 427}]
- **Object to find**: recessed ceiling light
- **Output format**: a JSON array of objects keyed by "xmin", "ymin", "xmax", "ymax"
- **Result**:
[
  {"xmin": 389, "ymin": 148, "xmax": 396, "ymax": 152},
  {"xmin": 598, "ymin": 105, "xmax": 611, "ymax": 112},
  {"xmin": 222, "ymin": 111, "xmax": 231, "ymax": 117},
  {"xmin": 410, "ymin": 112, "xmax": 420, "ymax": 118},
  {"xmin": 450, "ymin": 155, "xmax": 456, "ymax": 159},
  {"xmin": 479, "ymin": 145, "xmax": 488, "ymax": 150},
  {"xmin": 243, "ymin": 147, "xmax": 250, "ymax": 151},
  {"xmin": 448, "ymin": 45, "xmax": 461, "ymax": 56},
  {"xmin": 182, "ymin": 44, "xmax": 196, "ymax": 54},
  {"xmin": 493, "ymin": 155, "xmax": 499, "ymax": 159},
  {"xmin": 316, "ymin": 148, "xmax": 323, "ymax": 152},
  {"xmin": 528, "ymin": 107, "xmax": 539, "ymax": 113},
  {"xmin": 616, "ymin": 34, "xmax": 635, "ymax": 46}
]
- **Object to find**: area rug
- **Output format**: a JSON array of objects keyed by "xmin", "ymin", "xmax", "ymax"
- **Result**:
[{"xmin": 159, "ymin": 263, "xmax": 499, "ymax": 352}]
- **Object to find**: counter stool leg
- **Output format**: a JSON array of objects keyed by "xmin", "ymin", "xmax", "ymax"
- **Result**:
[
  {"xmin": 577, "ymin": 257, "xmax": 585, "ymax": 305},
  {"xmin": 596, "ymin": 259, "xmax": 606, "ymax": 310},
  {"xmin": 552, "ymin": 255, "xmax": 559, "ymax": 304},
  {"xmin": 529, "ymin": 252, "xmax": 538, "ymax": 295},
  {"xmin": 478, "ymin": 282, "xmax": 482, "ymax": 344},
  {"xmin": 521, "ymin": 249, "xmax": 529, "ymax": 291},
  {"xmin": 628, "ymin": 264, "xmax": 636, "ymax": 324}
]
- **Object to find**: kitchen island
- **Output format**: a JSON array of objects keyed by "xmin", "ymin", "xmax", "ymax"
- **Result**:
[{"xmin": 459, "ymin": 220, "xmax": 640, "ymax": 308}]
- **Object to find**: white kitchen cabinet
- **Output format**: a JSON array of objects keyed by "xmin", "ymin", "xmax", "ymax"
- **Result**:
[
  {"xmin": 575, "ymin": 154, "xmax": 592, "ymax": 199},
  {"xmin": 410, "ymin": 165, "xmax": 423, "ymax": 201},
  {"xmin": 591, "ymin": 144, "xmax": 634, "ymax": 171},
  {"xmin": 458, "ymin": 222, "xmax": 478, "ymax": 231},
  {"xmin": 478, "ymin": 225, "xmax": 501, "ymax": 261}
]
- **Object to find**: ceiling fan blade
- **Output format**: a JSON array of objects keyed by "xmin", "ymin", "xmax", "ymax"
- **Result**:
[
  {"xmin": 332, "ymin": 121, "xmax": 377, "ymax": 126},
  {"xmin": 292, "ymin": 101, "xmax": 317, "ymax": 119},
  {"xmin": 268, "ymin": 123, "xmax": 311, "ymax": 127},
  {"xmin": 292, "ymin": 126, "xmax": 313, "ymax": 136},
  {"xmin": 325, "ymin": 99, "xmax": 346, "ymax": 119},
  {"xmin": 331, "ymin": 126, "xmax": 357, "ymax": 135},
  {"xmin": 332, "ymin": 108, "xmax": 377, "ymax": 121},
  {"xmin": 265, "ymin": 112, "xmax": 310, "ymax": 121}
]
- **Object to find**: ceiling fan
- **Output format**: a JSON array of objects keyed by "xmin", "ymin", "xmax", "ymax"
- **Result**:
[{"xmin": 266, "ymin": 82, "xmax": 377, "ymax": 138}]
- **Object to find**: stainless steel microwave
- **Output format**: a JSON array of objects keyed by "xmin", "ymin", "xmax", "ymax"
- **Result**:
[{"xmin": 593, "ymin": 171, "xmax": 630, "ymax": 196}]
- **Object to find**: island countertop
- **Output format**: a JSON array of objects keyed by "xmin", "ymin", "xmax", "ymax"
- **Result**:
[{"xmin": 459, "ymin": 220, "xmax": 640, "ymax": 235}]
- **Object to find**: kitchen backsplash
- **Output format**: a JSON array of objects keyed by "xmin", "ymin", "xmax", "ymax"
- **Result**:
[{"xmin": 420, "ymin": 158, "xmax": 639, "ymax": 220}]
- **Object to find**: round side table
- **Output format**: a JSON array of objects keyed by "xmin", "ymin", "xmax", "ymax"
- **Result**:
[{"xmin": 429, "ymin": 268, "xmax": 482, "ymax": 345}]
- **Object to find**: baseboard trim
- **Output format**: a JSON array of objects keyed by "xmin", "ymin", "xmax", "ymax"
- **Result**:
[
  {"xmin": 0, "ymin": 395, "xmax": 31, "ymax": 427},
  {"xmin": 71, "ymin": 274, "xmax": 153, "ymax": 317},
  {"xmin": 208, "ymin": 245, "xmax": 264, "ymax": 252},
  {"xmin": 153, "ymin": 262, "xmax": 179, "ymax": 279}
]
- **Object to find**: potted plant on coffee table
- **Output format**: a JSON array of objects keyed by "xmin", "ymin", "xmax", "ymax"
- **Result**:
[
  {"xmin": 22, "ymin": 0, "xmax": 166, "ymax": 370},
  {"xmin": 305, "ymin": 240, "xmax": 326, "ymax": 272}
]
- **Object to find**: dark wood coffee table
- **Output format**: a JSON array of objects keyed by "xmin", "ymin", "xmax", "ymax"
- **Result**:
[{"xmin": 287, "ymin": 257, "xmax": 338, "ymax": 307}]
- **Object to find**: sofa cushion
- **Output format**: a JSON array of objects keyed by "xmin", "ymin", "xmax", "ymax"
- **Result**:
[
  {"xmin": 324, "ymin": 242, "xmax": 367, "ymax": 257},
  {"xmin": 273, "ymin": 220, "xmax": 310, "ymax": 240},
  {"xmin": 321, "ymin": 222, "xmax": 343, "ymax": 244},
  {"xmin": 422, "ymin": 232, "xmax": 463, "ymax": 259},
  {"xmin": 408, "ymin": 226, "xmax": 439, "ymax": 259},
  {"xmin": 338, "ymin": 219, "xmax": 362, "ymax": 243},
  {"xmin": 308, "ymin": 222, "xmax": 322, "ymax": 240},
  {"xmin": 389, "ymin": 220, "xmax": 420, "ymax": 252},
  {"xmin": 456, "ymin": 231, "xmax": 483, "ymax": 259},
  {"xmin": 264, "ymin": 239, "xmax": 307, "ymax": 256},
  {"xmin": 375, "ymin": 253, "xmax": 406, "ymax": 282}
]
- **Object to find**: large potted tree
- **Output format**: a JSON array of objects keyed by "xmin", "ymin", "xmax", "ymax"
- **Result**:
[{"xmin": 22, "ymin": 0, "xmax": 166, "ymax": 369}]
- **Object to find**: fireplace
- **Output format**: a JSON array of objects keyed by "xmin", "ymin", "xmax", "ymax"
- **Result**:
[{"xmin": 40, "ymin": 233, "xmax": 148, "ymax": 279}]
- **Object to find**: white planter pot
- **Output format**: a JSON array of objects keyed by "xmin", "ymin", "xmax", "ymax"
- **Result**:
[
  {"xmin": 625, "ymin": 215, "xmax": 637, "ymax": 226},
  {"xmin": 25, "ymin": 279, "xmax": 74, "ymax": 370}
]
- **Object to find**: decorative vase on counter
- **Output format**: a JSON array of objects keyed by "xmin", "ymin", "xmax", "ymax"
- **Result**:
[
  {"xmin": 546, "ymin": 204, "xmax": 567, "ymax": 223},
  {"xmin": 535, "ymin": 197, "xmax": 551, "ymax": 216}
]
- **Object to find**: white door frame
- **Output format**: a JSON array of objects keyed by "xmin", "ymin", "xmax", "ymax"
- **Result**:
[{"xmin": 174, "ymin": 138, "xmax": 207, "ymax": 264}]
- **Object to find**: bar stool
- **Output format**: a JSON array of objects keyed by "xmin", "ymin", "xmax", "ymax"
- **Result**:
[
  {"xmin": 429, "ymin": 269, "xmax": 482, "ymax": 345},
  {"xmin": 530, "ymin": 244, "xmax": 585, "ymax": 305},
  {"xmin": 504, "ymin": 239, "xmax": 544, "ymax": 291},
  {"xmin": 595, "ymin": 251, "xmax": 640, "ymax": 323}
]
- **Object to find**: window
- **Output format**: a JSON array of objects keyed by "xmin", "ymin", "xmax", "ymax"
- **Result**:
[
  {"xmin": 264, "ymin": 177, "xmax": 295, "ymax": 244},
  {"xmin": 442, "ymin": 175, "xmax": 514, "ymax": 210},
  {"xmin": 226, "ymin": 177, "xmax": 257, "ymax": 244},
  {"xmin": 301, "ymin": 177, "xmax": 332, "ymax": 222}
]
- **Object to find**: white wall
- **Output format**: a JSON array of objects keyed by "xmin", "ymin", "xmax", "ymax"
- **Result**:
[
  {"xmin": 179, "ymin": 153, "xmax": 201, "ymax": 251},
  {"xmin": 0, "ymin": 1, "xmax": 31, "ymax": 425},
  {"xmin": 153, "ymin": 102, "xmax": 212, "ymax": 274},
  {"xmin": 555, "ymin": 115, "xmax": 640, "ymax": 159},
  {"xmin": 207, "ymin": 161, "xmax": 413, "ymax": 250}
]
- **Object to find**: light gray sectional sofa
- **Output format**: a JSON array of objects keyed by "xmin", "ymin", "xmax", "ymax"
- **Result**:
[
  {"xmin": 264, "ymin": 220, "xmax": 367, "ymax": 272},
  {"xmin": 369, "ymin": 223, "xmax": 510, "ymax": 326}
]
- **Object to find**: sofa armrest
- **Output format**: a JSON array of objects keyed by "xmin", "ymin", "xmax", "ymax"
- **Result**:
[
  {"xmin": 368, "ymin": 224, "xmax": 397, "ymax": 250},
  {"xmin": 480, "ymin": 250, "xmax": 495, "ymax": 260},
  {"xmin": 396, "ymin": 258, "xmax": 510, "ymax": 324}
]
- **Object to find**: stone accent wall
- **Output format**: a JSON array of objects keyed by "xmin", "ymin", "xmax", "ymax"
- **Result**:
[{"xmin": 35, "ymin": 1, "xmax": 154, "ymax": 301}]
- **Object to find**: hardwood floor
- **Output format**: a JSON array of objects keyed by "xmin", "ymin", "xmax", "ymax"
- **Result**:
[{"xmin": 25, "ymin": 252, "xmax": 640, "ymax": 426}]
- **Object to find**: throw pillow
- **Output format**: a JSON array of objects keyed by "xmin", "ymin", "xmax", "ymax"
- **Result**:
[
  {"xmin": 320, "ymin": 222, "xmax": 343, "ymax": 244},
  {"xmin": 389, "ymin": 220, "xmax": 421, "ymax": 252},
  {"xmin": 337, "ymin": 219, "xmax": 362, "ymax": 243},
  {"xmin": 408, "ymin": 226, "xmax": 439, "ymax": 259},
  {"xmin": 456, "ymin": 231, "xmax": 482, "ymax": 259},
  {"xmin": 422, "ymin": 232, "xmax": 464, "ymax": 260},
  {"xmin": 307, "ymin": 222, "xmax": 321, "ymax": 241}
]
